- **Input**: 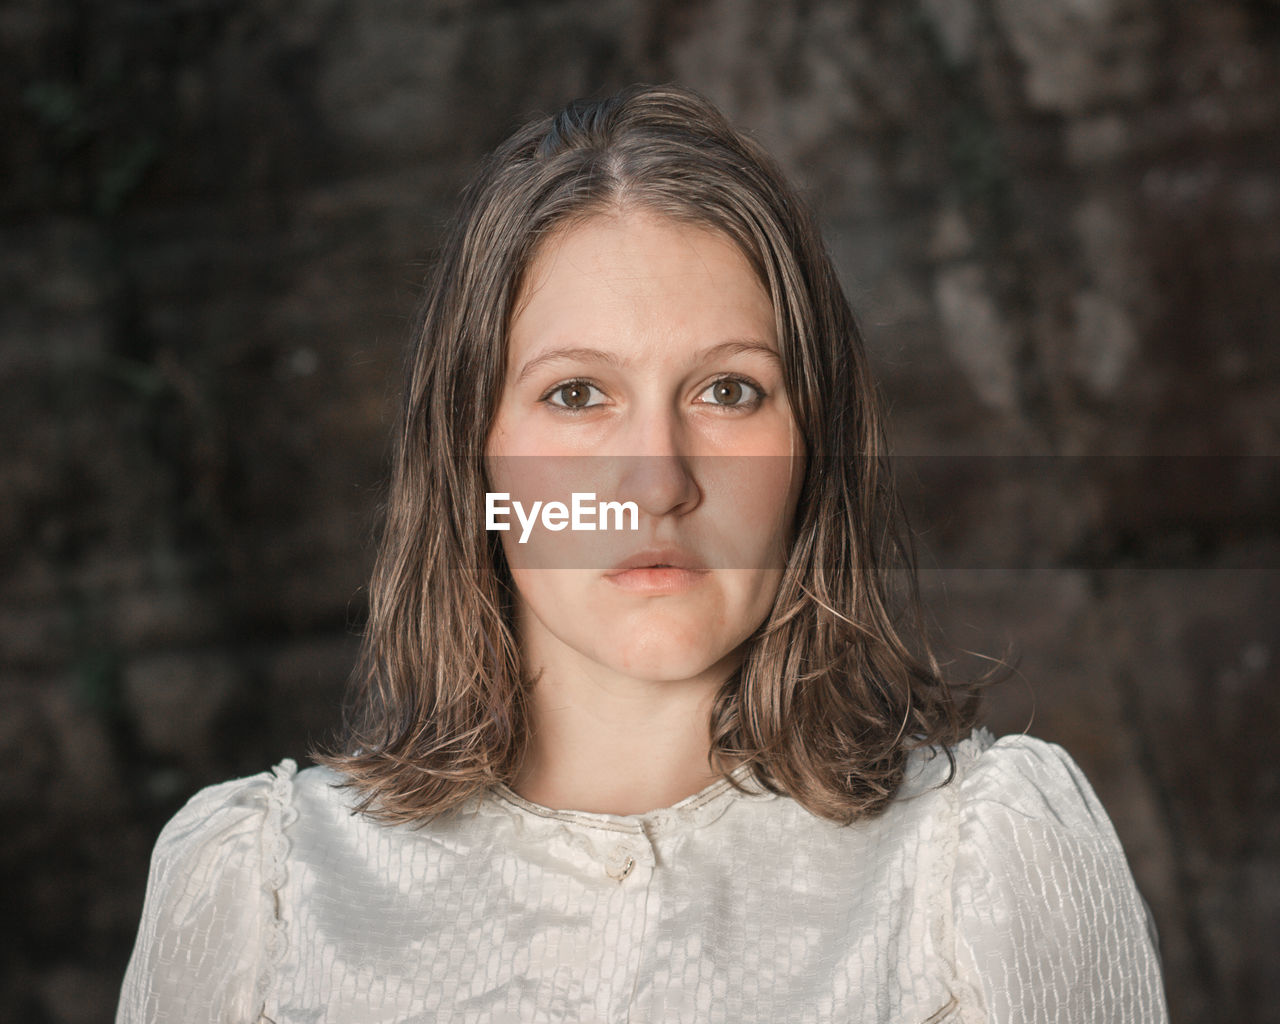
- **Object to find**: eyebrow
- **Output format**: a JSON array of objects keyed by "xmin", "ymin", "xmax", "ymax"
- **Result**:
[
  {"xmin": 700, "ymin": 339, "xmax": 782, "ymax": 363},
  {"xmin": 514, "ymin": 339, "xmax": 780, "ymax": 384},
  {"xmin": 515, "ymin": 347, "xmax": 627, "ymax": 384}
]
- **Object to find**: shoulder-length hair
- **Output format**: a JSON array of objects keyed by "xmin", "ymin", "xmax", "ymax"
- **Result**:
[{"xmin": 320, "ymin": 83, "xmax": 980, "ymax": 826}]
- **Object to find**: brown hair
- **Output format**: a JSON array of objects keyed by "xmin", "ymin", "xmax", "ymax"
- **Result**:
[{"xmin": 319, "ymin": 83, "xmax": 981, "ymax": 825}]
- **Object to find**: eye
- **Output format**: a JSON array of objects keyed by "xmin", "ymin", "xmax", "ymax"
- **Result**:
[
  {"xmin": 696, "ymin": 376, "xmax": 764, "ymax": 408},
  {"xmin": 543, "ymin": 380, "xmax": 605, "ymax": 410}
]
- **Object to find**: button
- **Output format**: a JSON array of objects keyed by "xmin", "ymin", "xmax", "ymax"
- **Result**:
[{"xmin": 604, "ymin": 844, "xmax": 636, "ymax": 881}]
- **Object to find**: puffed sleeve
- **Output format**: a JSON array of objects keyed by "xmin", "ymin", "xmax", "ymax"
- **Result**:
[
  {"xmin": 116, "ymin": 761, "xmax": 297, "ymax": 1024},
  {"xmin": 951, "ymin": 735, "xmax": 1168, "ymax": 1023}
]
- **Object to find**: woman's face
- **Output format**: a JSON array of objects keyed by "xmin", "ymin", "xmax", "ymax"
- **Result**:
[{"xmin": 485, "ymin": 209, "xmax": 805, "ymax": 688}]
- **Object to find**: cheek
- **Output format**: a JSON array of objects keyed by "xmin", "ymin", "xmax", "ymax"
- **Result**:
[
  {"xmin": 506, "ymin": 568, "xmax": 586, "ymax": 642},
  {"xmin": 704, "ymin": 455, "xmax": 803, "ymax": 566}
]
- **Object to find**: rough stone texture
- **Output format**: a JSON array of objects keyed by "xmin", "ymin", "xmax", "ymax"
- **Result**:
[{"xmin": 2, "ymin": 2, "xmax": 1278, "ymax": 1022}]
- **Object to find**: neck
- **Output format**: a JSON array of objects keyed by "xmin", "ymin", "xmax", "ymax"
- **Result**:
[{"xmin": 511, "ymin": 664, "xmax": 728, "ymax": 817}]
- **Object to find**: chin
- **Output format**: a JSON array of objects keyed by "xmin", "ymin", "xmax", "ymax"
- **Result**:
[
  {"xmin": 600, "ymin": 629, "xmax": 743, "ymax": 684},
  {"xmin": 608, "ymin": 655, "xmax": 733, "ymax": 684}
]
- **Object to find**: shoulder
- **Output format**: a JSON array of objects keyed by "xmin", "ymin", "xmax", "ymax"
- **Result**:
[
  {"xmin": 157, "ymin": 758, "xmax": 353, "ymax": 842},
  {"xmin": 893, "ymin": 728, "xmax": 1132, "ymax": 890},
  {"xmin": 913, "ymin": 728, "xmax": 1137, "ymax": 888},
  {"xmin": 151, "ymin": 760, "xmax": 372, "ymax": 894},
  {"xmin": 931, "ymin": 731, "xmax": 1169, "ymax": 1021},
  {"xmin": 902, "ymin": 728, "xmax": 1109, "ymax": 822},
  {"xmin": 149, "ymin": 760, "xmax": 299, "ymax": 884},
  {"xmin": 119, "ymin": 760, "xmax": 309, "ymax": 1022},
  {"xmin": 949, "ymin": 728, "xmax": 1114, "ymax": 829}
]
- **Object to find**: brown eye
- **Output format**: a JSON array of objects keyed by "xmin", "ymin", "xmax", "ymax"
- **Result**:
[
  {"xmin": 711, "ymin": 379, "xmax": 743, "ymax": 405},
  {"xmin": 697, "ymin": 377, "xmax": 762, "ymax": 407},
  {"xmin": 546, "ymin": 381, "xmax": 601, "ymax": 409}
]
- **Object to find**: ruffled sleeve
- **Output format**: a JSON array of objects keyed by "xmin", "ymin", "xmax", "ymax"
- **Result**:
[
  {"xmin": 951, "ymin": 735, "xmax": 1168, "ymax": 1023},
  {"xmin": 116, "ymin": 760, "xmax": 298, "ymax": 1024}
]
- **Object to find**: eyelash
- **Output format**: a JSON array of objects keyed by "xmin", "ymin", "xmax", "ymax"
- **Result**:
[{"xmin": 538, "ymin": 375, "xmax": 768, "ymax": 412}]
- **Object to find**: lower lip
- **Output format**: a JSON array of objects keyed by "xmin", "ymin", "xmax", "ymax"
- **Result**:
[{"xmin": 605, "ymin": 567, "xmax": 708, "ymax": 594}]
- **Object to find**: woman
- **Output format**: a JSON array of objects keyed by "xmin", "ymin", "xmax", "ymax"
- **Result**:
[{"xmin": 117, "ymin": 85, "xmax": 1168, "ymax": 1023}]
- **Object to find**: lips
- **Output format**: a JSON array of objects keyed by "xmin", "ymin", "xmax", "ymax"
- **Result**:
[
  {"xmin": 603, "ymin": 548, "xmax": 710, "ymax": 595},
  {"xmin": 604, "ymin": 548, "xmax": 709, "ymax": 576}
]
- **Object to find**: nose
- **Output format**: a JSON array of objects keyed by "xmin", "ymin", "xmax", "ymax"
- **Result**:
[{"xmin": 614, "ymin": 409, "xmax": 701, "ymax": 518}]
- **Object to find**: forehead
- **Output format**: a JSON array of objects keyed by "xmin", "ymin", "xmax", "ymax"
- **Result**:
[{"xmin": 508, "ymin": 210, "xmax": 774, "ymax": 345}]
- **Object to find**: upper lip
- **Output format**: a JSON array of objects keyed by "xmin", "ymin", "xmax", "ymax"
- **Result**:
[{"xmin": 605, "ymin": 548, "xmax": 709, "ymax": 575}]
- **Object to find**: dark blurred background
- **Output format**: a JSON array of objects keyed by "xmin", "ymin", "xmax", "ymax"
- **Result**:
[{"xmin": 2, "ymin": 2, "xmax": 1277, "ymax": 1022}]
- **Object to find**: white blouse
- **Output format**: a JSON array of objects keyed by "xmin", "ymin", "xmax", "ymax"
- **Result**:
[{"xmin": 116, "ymin": 730, "xmax": 1168, "ymax": 1023}]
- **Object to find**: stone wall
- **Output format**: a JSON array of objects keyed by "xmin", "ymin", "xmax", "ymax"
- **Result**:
[{"xmin": 2, "ymin": 2, "xmax": 1277, "ymax": 1021}]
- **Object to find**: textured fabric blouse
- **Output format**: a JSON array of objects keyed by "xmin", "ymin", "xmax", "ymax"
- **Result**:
[{"xmin": 116, "ymin": 730, "xmax": 1168, "ymax": 1023}]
